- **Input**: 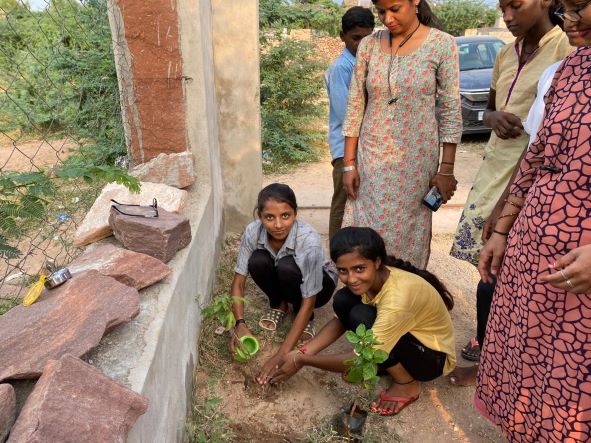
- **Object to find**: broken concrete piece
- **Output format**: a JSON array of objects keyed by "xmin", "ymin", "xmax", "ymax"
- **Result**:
[
  {"xmin": 130, "ymin": 151, "xmax": 195, "ymax": 189},
  {"xmin": 7, "ymin": 354, "xmax": 148, "ymax": 443},
  {"xmin": 69, "ymin": 243, "xmax": 171, "ymax": 290},
  {"xmin": 74, "ymin": 182, "xmax": 188, "ymax": 247},
  {"xmin": 0, "ymin": 384, "xmax": 16, "ymax": 442},
  {"xmin": 0, "ymin": 270, "xmax": 140, "ymax": 382},
  {"xmin": 109, "ymin": 206, "xmax": 191, "ymax": 263}
]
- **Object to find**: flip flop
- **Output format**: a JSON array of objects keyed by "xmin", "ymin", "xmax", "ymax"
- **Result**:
[
  {"xmin": 460, "ymin": 337, "xmax": 480, "ymax": 362},
  {"xmin": 370, "ymin": 391, "xmax": 419, "ymax": 416},
  {"xmin": 258, "ymin": 308, "xmax": 286, "ymax": 332}
]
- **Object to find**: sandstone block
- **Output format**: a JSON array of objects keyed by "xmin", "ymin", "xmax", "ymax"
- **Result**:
[
  {"xmin": 0, "ymin": 270, "xmax": 140, "ymax": 382},
  {"xmin": 7, "ymin": 354, "xmax": 148, "ymax": 443},
  {"xmin": 0, "ymin": 384, "xmax": 16, "ymax": 442},
  {"xmin": 69, "ymin": 243, "xmax": 171, "ymax": 290},
  {"xmin": 109, "ymin": 206, "xmax": 191, "ymax": 263},
  {"xmin": 74, "ymin": 182, "xmax": 188, "ymax": 247},
  {"xmin": 130, "ymin": 151, "xmax": 195, "ymax": 189}
]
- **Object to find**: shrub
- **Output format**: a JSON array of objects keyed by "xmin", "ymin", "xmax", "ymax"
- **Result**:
[
  {"xmin": 260, "ymin": 37, "xmax": 326, "ymax": 166},
  {"xmin": 434, "ymin": 0, "xmax": 498, "ymax": 37}
]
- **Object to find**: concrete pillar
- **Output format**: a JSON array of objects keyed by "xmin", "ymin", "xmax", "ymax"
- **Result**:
[{"xmin": 211, "ymin": 0, "xmax": 263, "ymax": 233}]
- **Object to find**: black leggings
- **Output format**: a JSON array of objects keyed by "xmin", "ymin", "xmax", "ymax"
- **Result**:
[
  {"xmin": 247, "ymin": 249, "xmax": 335, "ymax": 318},
  {"xmin": 333, "ymin": 287, "xmax": 447, "ymax": 382},
  {"xmin": 476, "ymin": 278, "xmax": 496, "ymax": 348}
]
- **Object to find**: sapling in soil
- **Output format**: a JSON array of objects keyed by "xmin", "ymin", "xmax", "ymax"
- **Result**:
[
  {"xmin": 338, "ymin": 324, "xmax": 388, "ymax": 440},
  {"xmin": 202, "ymin": 292, "xmax": 260, "ymax": 363}
]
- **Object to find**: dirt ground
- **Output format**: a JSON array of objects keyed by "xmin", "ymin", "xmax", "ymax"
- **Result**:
[{"xmin": 194, "ymin": 136, "xmax": 506, "ymax": 443}]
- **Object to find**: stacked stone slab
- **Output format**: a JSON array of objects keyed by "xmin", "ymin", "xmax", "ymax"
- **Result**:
[
  {"xmin": 69, "ymin": 243, "xmax": 171, "ymax": 290},
  {"xmin": 0, "ymin": 271, "xmax": 140, "ymax": 381},
  {"xmin": 7, "ymin": 355, "xmax": 148, "ymax": 443},
  {"xmin": 109, "ymin": 206, "xmax": 191, "ymax": 263},
  {"xmin": 0, "ymin": 384, "xmax": 15, "ymax": 442}
]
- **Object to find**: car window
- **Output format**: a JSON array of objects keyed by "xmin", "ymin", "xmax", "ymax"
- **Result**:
[{"xmin": 458, "ymin": 41, "xmax": 504, "ymax": 71}]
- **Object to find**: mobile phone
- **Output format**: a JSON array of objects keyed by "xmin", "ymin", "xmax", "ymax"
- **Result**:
[{"xmin": 422, "ymin": 186, "xmax": 442, "ymax": 212}]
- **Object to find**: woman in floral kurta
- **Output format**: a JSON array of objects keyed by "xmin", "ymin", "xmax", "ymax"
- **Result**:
[{"xmin": 342, "ymin": 24, "xmax": 462, "ymax": 269}]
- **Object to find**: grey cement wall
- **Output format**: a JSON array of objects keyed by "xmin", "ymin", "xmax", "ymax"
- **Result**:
[
  {"xmin": 212, "ymin": 0, "xmax": 263, "ymax": 233},
  {"xmin": 100, "ymin": 0, "xmax": 253, "ymax": 443}
]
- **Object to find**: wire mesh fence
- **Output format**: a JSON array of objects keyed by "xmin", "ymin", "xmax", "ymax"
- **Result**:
[{"xmin": 0, "ymin": 0, "xmax": 127, "ymax": 307}]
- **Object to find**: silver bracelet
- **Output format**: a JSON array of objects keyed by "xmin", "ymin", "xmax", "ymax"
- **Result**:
[{"xmin": 343, "ymin": 165, "xmax": 356, "ymax": 172}]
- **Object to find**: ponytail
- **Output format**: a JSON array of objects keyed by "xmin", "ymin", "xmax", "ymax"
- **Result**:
[{"xmin": 384, "ymin": 256, "xmax": 454, "ymax": 311}]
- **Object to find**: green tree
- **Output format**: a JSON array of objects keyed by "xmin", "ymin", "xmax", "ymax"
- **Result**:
[
  {"xmin": 260, "ymin": 37, "xmax": 326, "ymax": 166},
  {"xmin": 434, "ymin": 0, "xmax": 497, "ymax": 37}
]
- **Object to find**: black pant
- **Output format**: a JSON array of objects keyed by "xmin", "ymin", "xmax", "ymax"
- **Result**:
[
  {"xmin": 333, "ymin": 287, "xmax": 447, "ymax": 381},
  {"xmin": 476, "ymin": 278, "xmax": 496, "ymax": 348},
  {"xmin": 247, "ymin": 249, "xmax": 335, "ymax": 318}
]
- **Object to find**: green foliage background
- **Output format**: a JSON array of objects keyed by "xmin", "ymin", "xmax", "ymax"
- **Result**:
[
  {"xmin": 0, "ymin": 0, "xmax": 137, "ymax": 260},
  {"xmin": 434, "ymin": 0, "xmax": 498, "ymax": 37},
  {"xmin": 259, "ymin": 0, "xmax": 343, "ymax": 168}
]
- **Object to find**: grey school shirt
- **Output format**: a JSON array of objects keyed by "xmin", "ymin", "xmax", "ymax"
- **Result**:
[{"xmin": 235, "ymin": 220, "xmax": 338, "ymax": 298}]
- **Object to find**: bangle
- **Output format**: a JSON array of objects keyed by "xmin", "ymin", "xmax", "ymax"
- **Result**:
[
  {"xmin": 503, "ymin": 199, "xmax": 523, "ymax": 209},
  {"xmin": 493, "ymin": 229, "xmax": 509, "ymax": 236},
  {"xmin": 440, "ymin": 161, "xmax": 455, "ymax": 166},
  {"xmin": 343, "ymin": 165, "xmax": 356, "ymax": 172},
  {"xmin": 437, "ymin": 172, "xmax": 455, "ymax": 176},
  {"xmin": 235, "ymin": 319, "xmax": 246, "ymax": 326},
  {"xmin": 292, "ymin": 353, "xmax": 301, "ymax": 371},
  {"xmin": 497, "ymin": 212, "xmax": 519, "ymax": 220}
]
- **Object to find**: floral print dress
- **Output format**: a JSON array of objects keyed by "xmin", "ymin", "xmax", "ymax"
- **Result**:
[{"xmin": 342, "ymin": 28, "xmax": 462, "ymax": 269}]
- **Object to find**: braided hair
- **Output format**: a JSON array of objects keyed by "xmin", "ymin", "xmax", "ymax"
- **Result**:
[{"xmin": 330, "ymin": 227, "xmax": 454, "ymax": 310}]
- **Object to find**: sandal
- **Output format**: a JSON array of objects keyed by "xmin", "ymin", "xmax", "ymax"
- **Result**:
[
  {"xmin": 258, "ymin": 308, "xmax": 286, "ymax": 332},
  {"xmin": 461, "ymin": 337, "xmax": 480, "ymax": 362},
  {"xmin": 300, "ymin": 320, "xmax": 315, "ymax": 343},
  {"xmin": 370, "ymin": 391, "xmax": 419, "ymax": 416}
]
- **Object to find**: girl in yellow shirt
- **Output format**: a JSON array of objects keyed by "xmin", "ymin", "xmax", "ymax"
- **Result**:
[{"xmin": 267, "ymin": 227, "xmax": 455, "ymax": 416}]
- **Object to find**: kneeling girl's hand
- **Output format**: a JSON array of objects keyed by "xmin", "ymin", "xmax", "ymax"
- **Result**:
[
  {"xmin": 229, "ymin": 322, "xmax": 253, "ymax": 356},
  {"xmin": 269, "ymin": 350, "xmax": 302, "ymax": 385},
  {"xmin": 257, "ymin": 352, "xmax": 286, "ymax": 385}
]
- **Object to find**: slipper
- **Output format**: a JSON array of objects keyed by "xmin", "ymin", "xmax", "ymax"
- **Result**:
[
  {"xmin": 300, "ymin": 320, "xmax": 315, "ymax": 342},
  {"xmin": 370, "ymin": 391, "xmax": 419, "ymax": 416},
  {"xmin": 258, "ymin": 308, "xmax": 286, "ymax": 332},
  {"xmin": 460, "ymin": 337, "xmax": 480, "ymax": 362}
]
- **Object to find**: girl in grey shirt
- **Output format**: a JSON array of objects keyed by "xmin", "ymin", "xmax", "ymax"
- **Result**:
[{"xmin": 230, "ymin": 183, "xmax": 337, "ymax": 384}]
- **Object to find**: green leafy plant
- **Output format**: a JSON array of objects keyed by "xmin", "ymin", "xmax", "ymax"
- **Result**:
[
  {"xmin": 185, "ymin": 380, "xmax": 235, "ymax": 443},
  {"xmin": 202, "ymin": 292, "xmax": 259, "ymax": 362},
  {"xmin": 433, "ymin": 0, "xmax": 497, "ymax": 37},
  {"xmin": 260, "ymin": 36, "xmax": 326, "ymax": 167},
  {"xmin": 202, "ymin": 292, "xmax": 244, "ymax": 331},
  {"xmin": 0, "ymin": 171, "xmax": 54, "ymax": 258},
  {"xmin": 344, "ymin": 324, "xmax": 388, "ymax": 417}
]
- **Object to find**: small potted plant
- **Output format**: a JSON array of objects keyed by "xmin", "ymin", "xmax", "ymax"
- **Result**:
[
  {"xmin": 337, "ymin": 324, "xmax": 388, "ymax": 440},
  {"xmin": 202, "ymin": 292, "xmax": 259, "ymax": 362}
]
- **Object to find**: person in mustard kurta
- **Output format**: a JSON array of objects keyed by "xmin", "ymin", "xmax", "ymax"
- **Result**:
[{"xmin": 265, "ymin": 227, "xmax": 455, "ymax": 417}]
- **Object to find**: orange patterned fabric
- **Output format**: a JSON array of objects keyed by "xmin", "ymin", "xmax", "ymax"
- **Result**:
[{"xmin": 476, "ymin": 47, "xmax": 591, "ymax": 442}]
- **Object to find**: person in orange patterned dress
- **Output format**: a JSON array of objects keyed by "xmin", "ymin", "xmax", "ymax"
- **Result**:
[
  {"xmin": 341, "ymin": 0, "xmax": 462, "ymax": 269},
  {"xmin": 477, "ymin": 1, "xmax": 591, "ymax": 438}
]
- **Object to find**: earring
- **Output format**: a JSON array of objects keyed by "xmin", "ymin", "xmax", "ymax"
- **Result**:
[{"xmin": 415, "ymin": 5, "xmax": 419, "ymax": 13}]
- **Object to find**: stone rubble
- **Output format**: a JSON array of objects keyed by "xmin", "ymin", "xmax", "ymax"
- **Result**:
[
  {"xmin": 7, "ymin": 354, "xmax": 148, "ymax": 443},
  {"xmin": 0, "ymin": 270, "xmax": 140, "ymax": 382},
  {"xmin": 69, "ymin": 243, "xmax": 171, "ymax": 290},
  {"xmin": 130, "ymin": 151, "xmax": 196, "ymax": 189},
  {"xmin": 74, "ymin": 181, "xmax": 188, "ymax": 247},
  {"xmin": 0, "ymin": 384, "xmax": 16, "ymax": 443},
  {"xmin": 109, "ymin": 206, "xmax": 192, "ymax": 263}
]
